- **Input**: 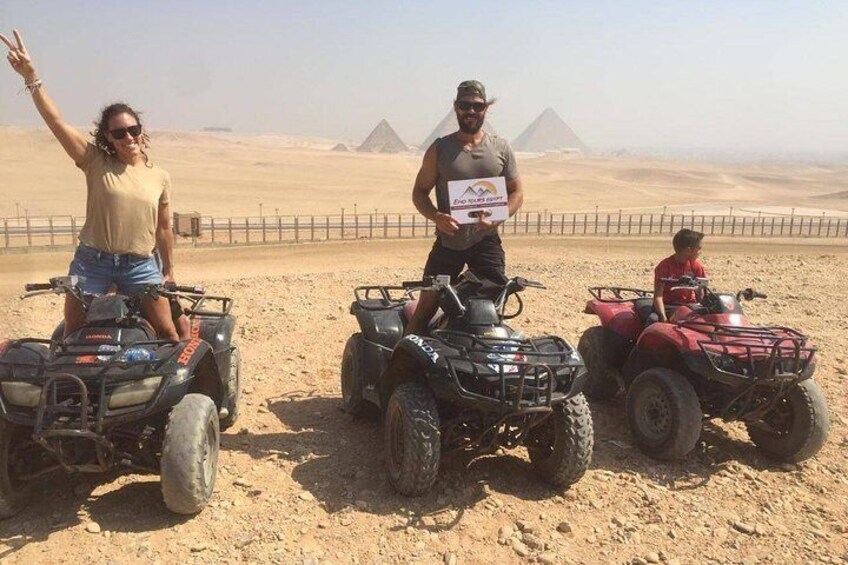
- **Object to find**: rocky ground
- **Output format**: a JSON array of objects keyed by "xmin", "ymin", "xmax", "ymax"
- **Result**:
[{"xmin": 0, "ymin": 238, "xmax": 846, "ymax": 564}]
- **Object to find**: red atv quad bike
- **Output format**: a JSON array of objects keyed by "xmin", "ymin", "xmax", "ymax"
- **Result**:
[{"xmin": 579, "ymin": 276, "xmax": 829, "ymax": 462}]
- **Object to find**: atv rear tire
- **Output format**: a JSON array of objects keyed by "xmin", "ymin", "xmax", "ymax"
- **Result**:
[
  {"xmin": 627, "ymin": 368, "xmax": 701, "ymax": 460},
  {"xmin": 746, "ymin": 380, "xmax": 829, "ymax": 463},
  {"xmin": 527, "ymin": 393, "xmax": 594, "ymax": 489},
  {"xmin": 0, "ymin": 421, "xmax": 30, "ymax": 519},
  {"xmin": 578, "ymin": 326, "xmax": 621, "ymax": 401},
  {"xmin": 219, "ymin": 344, "xmax": 241, "ymax": 431},
  {"xmin": 161, "ymin": 394, "xmax": 220, "ymax": 514},
  {"xmin": 384, "ymin": 382, "xmax": 440, "ymax": 496},
  {"xmin": 341, "ymin": 333, "xmax": 371, "ymax": 417}
]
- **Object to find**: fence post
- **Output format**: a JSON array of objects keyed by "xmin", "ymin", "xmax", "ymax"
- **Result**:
[
  {"xmin": 639, "ymin": 214, "xmax": 643, "ymax": 235},
  {"xmin": 341, "ymin": 213, "xmax": 345, "ymax": 240},
  {"xmin": 383, "ymin": 214, "xmax": 388, "ymax": 238},
  {"xmin": 326, "ymin": 216, "xmax": 330, "ymax": 240},
  {"xmin": 583, "ymin": 213, "xmax": 588, "ymax": 234},
  {"xmin": 594, "ymin": 212, "xmax": 599, "ymax": 234},
  {"xmin": 262, "ymin": 217, "xmax": 267, "ymax": 243},
  {"xmin": 817, "ymin": 217, "xmax": 823, "ymax": 237},
  {"xmin": 49, "ymin": 216, "xmax": 54, "ymax": 246},
  {"xmin": 605, "ymin": 214, "xmax": 611, "ymax": 236},
  {"xmin": 26, "ymin": 218, "xmax": 31, "ymax": 247},
  {"xmin": 412, "ymin": 214, "xmax": 416, "ymax": 237},
  {"xmin": 617, "ymin": 210, "xmax": 622, "ymax": 234},
  {"xmin": 278, "ymin": 217, "xmax": 283, "ymax": 241},
  {"xmin": 425, "ymin": 218, "xmax": 430, "ymax": 235},
  {"xmin": 658, "ymin": 214, "xmax": 663, "ymax": 234},
  {"xmin": 211, "ymin": 218, "xmax": 216, "ymax": 243},
  {"xmin": 295, "ymin": 216, "xmax": 300, "ymax": 242},
  {"xmin": 3, "ymin": 219, "xmax": 8, "ymax": 248},
  {"xmin": 311, "ymin": 216, "xmax": 315, "ymax": 241},
  {"xmin": 549, "ymin": 213, "xmax": 553, "ymax": 234},
  {"xmin": 228, "ymin": 219, "xmax": 233, "ymax": 244},
  {"xmin": 560, "ymin": 214, "xmax": 565, "ymax": 234},
  {"xmin": 536, "ymin": 212, "xmax": 541, "ymax": 234},
  {"xmin": 71, "ymin": 215, "xmax": 77, "ymax": 243},
  {"xmin": 245, "ymin": 218, "xmax": 250, "ymax": 243},
  {"xmin": 398, "ymin": 214, "xmax": 402, "ymax": 237},
  {"xmin": 627, "ymin": 215, "xmax": 632, "ymax": 235},
  {"xmin": 355, "ymin": 214, "xmax": 359, "ymax": 239}
]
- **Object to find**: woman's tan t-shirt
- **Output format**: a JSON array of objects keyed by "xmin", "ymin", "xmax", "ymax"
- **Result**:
[{"xmin": 76, "ymin": 144, "xmax": 171, "ymax": 257}]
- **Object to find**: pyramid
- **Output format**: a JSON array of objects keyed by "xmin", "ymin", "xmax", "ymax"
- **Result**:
[
  {"xmin": 357, "ymin": 119, "xmax": 408, "ymax": 153},
  {"xmin": 512, "ymin": 108, "xmax": 587, "ymax": 153},
  {"xmin": 331, "ymin": 143, "xmax": 349, "ymax": 152},
  {"xmin": 420, "ymin": 111, "xmax": 497, "ymax": 149}
]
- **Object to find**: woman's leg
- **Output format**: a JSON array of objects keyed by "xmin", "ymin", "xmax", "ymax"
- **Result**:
[{"xmin": 142, "ymin": 295, "xmax": 180, "ymax": 341}]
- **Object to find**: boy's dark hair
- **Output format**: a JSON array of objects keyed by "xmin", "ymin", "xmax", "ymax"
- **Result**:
[{"xmin": 672, "ymin": 228, "xmax": 704, "ymax": 252}]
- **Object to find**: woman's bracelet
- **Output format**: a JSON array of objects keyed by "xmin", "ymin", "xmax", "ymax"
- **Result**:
[{"xmin": 23, "ymin": 78, "xmax": 42, "ymax": 94}]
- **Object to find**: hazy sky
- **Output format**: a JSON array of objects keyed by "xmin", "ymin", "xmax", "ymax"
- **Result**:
[{"xmin": 1, "ymin": 1, "xmax": 846, "ymax": 153}]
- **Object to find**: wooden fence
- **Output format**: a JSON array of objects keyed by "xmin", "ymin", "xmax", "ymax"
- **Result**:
[{"xmin": 2, "ymin": 211, "xmax": 847, "ymax": 252}]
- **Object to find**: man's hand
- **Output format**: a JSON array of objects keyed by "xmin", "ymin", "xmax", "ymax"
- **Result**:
[
  {"xmin": 433, "ymin": 212, "xmax": 459, "ymax": 235},
  {"xmin": 477, "ymin": 217, "xmax": 503, "ymax": 231}
]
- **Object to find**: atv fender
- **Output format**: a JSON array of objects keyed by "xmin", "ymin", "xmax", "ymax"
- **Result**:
[
  {"xmin": 0, "ymin": 341, "xmax": 48, "ymax": 380},
  {"xmin": 159, "ymin": 340, "xmax": 223, "ymax": 409},
  {"xmin": 194, "ymin": 315, "xmax": 237, "ymax": 398},
  {"xmin": 622, "ymin": 325, "xmax": 691, "ymax": 385},
  {"xmin": 379, "ymin": 335, "xmax": 453, "ymax": 408}
]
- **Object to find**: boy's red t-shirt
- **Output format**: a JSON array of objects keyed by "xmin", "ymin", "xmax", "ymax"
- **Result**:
[{"xmin": 654, "ymin": 255, "xmax": 707, "ymax": 304}]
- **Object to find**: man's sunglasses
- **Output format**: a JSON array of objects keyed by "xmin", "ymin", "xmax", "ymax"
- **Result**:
[
  {"xmin": 109, "ymin": 125, "xmax": 143, "ymax": 139},
  {"xmin": 455, "ymin": 101, "xmax": 488, "ymax": 113}
]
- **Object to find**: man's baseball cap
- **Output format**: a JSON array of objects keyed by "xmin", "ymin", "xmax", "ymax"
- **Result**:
[{"xmin": 456, "ymin": 80, "xmax": 488, "ymax": 102}]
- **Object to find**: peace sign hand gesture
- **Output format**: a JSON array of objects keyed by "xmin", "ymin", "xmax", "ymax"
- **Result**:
[{"xmin": 1, "ymin": 29, "xmax": 37, "ymax": 81}]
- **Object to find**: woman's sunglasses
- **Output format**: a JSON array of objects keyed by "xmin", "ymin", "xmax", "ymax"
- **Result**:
[
  {"xmin": 455, "ymin": 101, "xmax": 488, "ymax": 113},
  {"xmin": 109, "ymin": 125, "xmax": 143, "ymax": 140}
]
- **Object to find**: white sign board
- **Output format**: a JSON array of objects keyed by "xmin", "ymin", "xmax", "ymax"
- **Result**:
[{"xmin": 447, "ymin": 176, "xmax": 509, "ymax": 225}]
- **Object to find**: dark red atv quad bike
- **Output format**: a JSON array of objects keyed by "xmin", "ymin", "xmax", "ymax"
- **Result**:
[{"xmin": 579, "ymin": 276, "xmax": 829, "ymax": 462}]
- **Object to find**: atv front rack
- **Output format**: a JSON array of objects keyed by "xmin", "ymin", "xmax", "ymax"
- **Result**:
[
  {"xmin": 679, "ymin": 320, "xmax": 815, "ymax": 381},
  {"xmin": 430, "ymin": 330, "xmax": 581, "ymax": 414},
  {"xmin": 588, "ymin": 286, "xmax": 653, "ymax": 302},
  {"xmin": 173, "ymin": 292, "xmax": 233, "ymax": 318},
  {"xmin": 353, "ymin": 285, "xmax": 410, "ymax": 311}
]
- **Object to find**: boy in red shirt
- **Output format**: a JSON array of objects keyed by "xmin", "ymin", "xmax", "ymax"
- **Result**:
[{"xmin": 651, "ymin": 228, "xmax": 706, "ymax": 323}]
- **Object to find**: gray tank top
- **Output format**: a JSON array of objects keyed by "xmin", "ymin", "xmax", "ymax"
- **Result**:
[{"xmin": 433, "ymin": 132, "xmax": 519, "ymax": 250}]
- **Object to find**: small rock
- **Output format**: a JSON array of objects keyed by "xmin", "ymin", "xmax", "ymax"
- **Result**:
[
  {"xmin": 733, "ymin": 521, "xmax": 756, "ymax": 535},
  {"xmin": 611, "ymin": 515, "xmax": 627, "ymax": 527},
  {"xmin": 522, "ymin": 532, "xmax": 544, "ymax": 550},
  {"xmin": 511, "ymin": 540, "xmax": 531, "ymax": 557},
  {"xmin": 190, "ymin": 543, "xmax": 209, "ymax": 553},
  {"xmin": 538, "ymin": 552, "xmax": 556, "ymax": 565},
  {"xmin": 499, "ymin": 525, "xmax": 515, "ymax": 540},
  {"xmin": 443, "ymin": 552, "xmax": 457, "ymax": 565},
  {"xmin": 233, "ymin": 477, "xmax": 253, "ymax": 488},
  {"xmin": 298, "ymin": 491, "xmax": 315, "ymax": 502},
  {"xmin": 85, "ymin": 522, "xmax": 101, "ymax": 534},
  {"xmin": 556, "ymin": 521, "xmax": 573, "ymax": 534},
  {"xmin": 645, "ymin": 552, "xmax": 660, "ymax": 564}
]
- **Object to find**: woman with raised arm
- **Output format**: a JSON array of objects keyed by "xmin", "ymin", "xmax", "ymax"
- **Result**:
[{"xmin": 2, "ymin": 29, "xmax": 179, "ymax": 341}]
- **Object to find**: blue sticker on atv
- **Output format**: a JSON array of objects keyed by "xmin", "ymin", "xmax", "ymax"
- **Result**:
[{"xmin": 486, "ymin": 344, "xmax": 523, "ymax": 374}]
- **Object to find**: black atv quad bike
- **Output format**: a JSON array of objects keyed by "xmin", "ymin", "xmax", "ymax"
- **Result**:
[
  {"xmin": 342, "ymin": 273, "xmax": 593, "ymax": 496},
  {"xmin": 0, "ymin": 276, "xmax": 241, "ymax": 518}
]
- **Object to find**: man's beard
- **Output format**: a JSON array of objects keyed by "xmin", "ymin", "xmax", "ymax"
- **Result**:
[{"xmin": 457, "ymin": 113, "xmax": 485, "ymax": 134}]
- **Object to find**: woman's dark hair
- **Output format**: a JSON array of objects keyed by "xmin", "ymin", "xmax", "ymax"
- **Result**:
[{"xmin": 91, "ymin": 102, "xmax": 150, "ymax": 156}]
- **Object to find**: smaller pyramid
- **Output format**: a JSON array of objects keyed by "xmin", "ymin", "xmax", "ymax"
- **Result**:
[
  {"xmin": 357, "ymin": 119, "xmax": 408, "ymax": 153},
  {"xmin": 512, "ymin": 108, "xmax": 587, "ymax": 153},
  {"xmin": 421, "ymin": 110, "xmax": 497, "ymax": 149},
  {"xmin": 331, "ymin": 143, "xmax": 349, "ymax": 152}
]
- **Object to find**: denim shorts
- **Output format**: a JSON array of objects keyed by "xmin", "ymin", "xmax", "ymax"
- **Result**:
[{"xmin": 68, "ymin": 244, "xmax": 163, "ymax": 295}]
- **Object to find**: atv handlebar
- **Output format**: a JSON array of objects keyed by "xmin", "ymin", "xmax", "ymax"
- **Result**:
[
  {"xmin": 24, "ymin": 283, "xmax": 53, "ymax": 292},
  {"xmin": 163, "ymin": 282, "xmax": 206, "ymax": 295},
  {"xmin": 736, "ymin": 288, "xmax": 767, "ymax": 301}
]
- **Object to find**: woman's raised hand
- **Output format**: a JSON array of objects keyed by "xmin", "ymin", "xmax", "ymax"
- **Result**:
[{"xmin": 1, "ymin": 29, "xmax": 37, "ymax": 81}]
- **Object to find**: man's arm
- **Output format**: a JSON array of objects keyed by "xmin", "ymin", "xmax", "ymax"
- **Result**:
[
  {"xmin": 156, "ymin": 202, "xmax": 175, "ymax": 282},
  {"xmin": 506, "ymin": 176, "xmax": 523, "ymax": 216},
  {"xmin": 412, "ymin": 144, "xmax": 458, "ymax": 235},
  {"xmin": 653, "ymin": 279, "xmax": 667, "ymax": 322}
]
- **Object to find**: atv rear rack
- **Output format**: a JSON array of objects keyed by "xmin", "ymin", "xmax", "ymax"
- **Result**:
[
  {"xmin": 352, "ymin": 285, "xmax": 410, "ymax": 311},
  {"xmin": 588, "ymin": 286, "xmax": 653, "ymax": 302},
  {"xmin": 430, "ymin": 330, "xmax": 581, "ymax": 413}
]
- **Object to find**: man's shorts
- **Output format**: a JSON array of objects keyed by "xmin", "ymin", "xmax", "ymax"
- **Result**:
[
  {"xmin": 69, "ymin": 243, "xmax": 163, "ymax": 296},
  {"xmin": 423, "ymin": 234, "xmax": 507, "ymax": 284}
]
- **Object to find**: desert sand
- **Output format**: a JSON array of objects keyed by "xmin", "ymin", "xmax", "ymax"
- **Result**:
[
  {"xmin": 0, "ymin": 129, "xmax": 847, "ymax": 564},
  {"xmin": 2, "ymin": 127, "xmax": 848, "ymax": 220}
]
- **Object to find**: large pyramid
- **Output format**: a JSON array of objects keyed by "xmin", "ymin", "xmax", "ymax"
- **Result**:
[
  {"xmin": 357, "ymin": 119, "xmax": 408, "ymax": 153},
  {"xmin": 512, "ymin": 108, "xmax": 587, "ymax": 153},
  {"xmin": 420, "ymin": 111, "xmax": 498, "ymax": 149}
]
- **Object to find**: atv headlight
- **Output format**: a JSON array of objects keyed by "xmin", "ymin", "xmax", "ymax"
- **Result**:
[
  {"xmin": 108, "ymin": 376, "xmax": 162, "ymax": 409},
  {"xmin": 1, "ymin": 382, "xmax": 42, "ymax": 408}
]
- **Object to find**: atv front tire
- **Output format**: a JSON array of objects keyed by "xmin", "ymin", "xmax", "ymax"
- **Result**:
[
  {"xmin": 219, "ymin": 343, "xmax": 241, "ymax": 431},
  {"xmin": 161, "ymin": 394, "xmax": 220, "ymax": 514},
  {"xmin": 527, "ymin": 393, "xmax": 594, "ymax": 489},
  {"xmin": 0, "ymin": 421, "xmax": 30, "ymax": 519},
  {"xmin": 627, "ymin": 368, "xmax": 701, "ymax": 460},
  {"xmin": 341, "ymin": 333, "xmax": 371, "ymax": 417},
  {"xmin": 384, "ymin": 382, "xmax": 440, "ymax": 496},
  {"xmin": 578, "ymin": 326, "xmax": 621, "ymax": 400},
  {"xmin": 746, "ymin": 379, "xmax": 830, "ymax": 463}
]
